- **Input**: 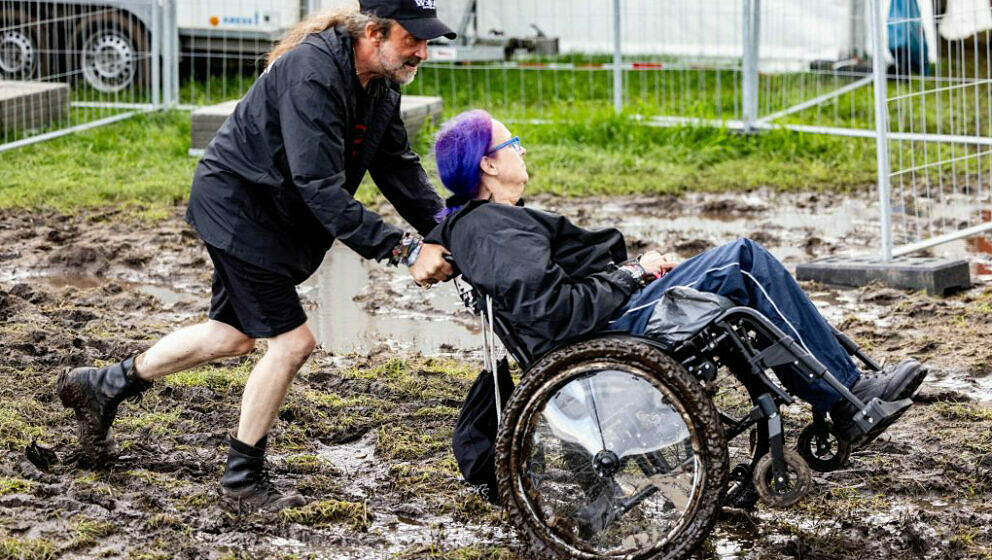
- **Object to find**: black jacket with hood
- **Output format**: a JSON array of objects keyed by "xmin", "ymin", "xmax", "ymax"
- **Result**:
[
  {"xmin": 427, "ymin": 199, "xmax": 641, "ymax": 358},
  {"xmin": 186, "ymin": 26, "xmax": 442, "ymax": 283}
]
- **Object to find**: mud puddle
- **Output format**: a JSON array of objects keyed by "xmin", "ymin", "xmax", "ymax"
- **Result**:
[
  {"xmin": 0, "ymin": 270, "xmax": 195, "ymax": 308},
  {"xmin": 301, "ymin": 244, "xmax": 481, "ymax": 356},
  {"xmin": 2, "ymin": 196, "xmax": 992, "ymax": 559}
]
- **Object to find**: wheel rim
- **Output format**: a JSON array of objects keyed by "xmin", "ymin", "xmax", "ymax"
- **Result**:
[
  {"xmin": 752, "ymin": 450, "xmax": 811, "ymax": 507},
  {"xmin": 0, "ymin": 30, "xmax": 36, "ymax": 76},
  {"xmin": 797, "ymin": 423, "xmax": 850, "ymax": 471},
  {"xmin": 513, "ymin": 363, "xmax": 705, "ymax": 557},
  {"xmin": 81, "ymin": 30, "xmax": 135, "ymax": 93}
]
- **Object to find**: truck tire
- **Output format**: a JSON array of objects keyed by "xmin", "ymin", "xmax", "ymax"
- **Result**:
[
  {"xmin": 75, "ymin": 10, "xmax": 149, "ymax": 94},
  {"xmin": 0, "ymin": 8, "xmax": 43, "ymax": 80}
]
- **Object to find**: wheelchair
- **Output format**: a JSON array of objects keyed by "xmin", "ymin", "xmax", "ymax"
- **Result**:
[{"xmin": 451, "ymin": 278, "xmax": 913, "ymax": 560}]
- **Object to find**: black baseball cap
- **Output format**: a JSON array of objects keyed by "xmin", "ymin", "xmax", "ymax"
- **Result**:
[{"xmin": 359, "ymin": 0, "xmax": 457, "ymax": 40}]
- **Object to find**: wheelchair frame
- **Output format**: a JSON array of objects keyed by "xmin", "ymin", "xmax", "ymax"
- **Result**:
[{"xmin": 454, "ymin": 277, "xmax": 913, "ymax": 508}]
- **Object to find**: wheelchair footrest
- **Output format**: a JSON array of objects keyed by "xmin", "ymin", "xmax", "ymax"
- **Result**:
[{"xmin": 851, "ymin": 397, "xmax": 913, "ymax": 436}]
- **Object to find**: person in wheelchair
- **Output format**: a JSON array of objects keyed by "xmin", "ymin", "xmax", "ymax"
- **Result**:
[{"xmin": 426, "ymin": 109, "xmax": 929, "ymax": 504}]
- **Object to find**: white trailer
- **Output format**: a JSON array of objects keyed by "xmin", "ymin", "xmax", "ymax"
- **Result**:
[{"xmin": 1, "ymin": 0, "xmax": 304, "ymax": 92}]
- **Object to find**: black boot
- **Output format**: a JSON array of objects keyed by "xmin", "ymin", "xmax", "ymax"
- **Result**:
[
  {"xmin": 57, "ymin": 356, "xmax": 152, "ymax": 465},
  {"xmin": 220, "ymin": 433, "xmax": 305, "ymax": 513},
  {"xmin": 830, "ymin": 359, "xmax": 928, "ymax": 445}
]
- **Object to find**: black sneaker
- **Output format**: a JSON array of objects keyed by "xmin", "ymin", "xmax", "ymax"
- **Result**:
[{"xmin": 830, "ymin": 359, "xmax": 928, "ymax": 446}]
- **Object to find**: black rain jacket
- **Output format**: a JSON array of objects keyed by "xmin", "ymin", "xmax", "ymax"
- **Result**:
[
  {"xmin": 428, "ymin": 200, "xmax": 642, "ymax": 500},
  {"xmin": 427, "ymin": 200, "xmax": 641, "ymax": 359},
  {"xmin": 186, "ymin": 26, "xmax": 442, "ymax": 283}
]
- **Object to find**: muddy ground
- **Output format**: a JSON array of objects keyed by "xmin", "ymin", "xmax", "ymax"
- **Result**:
[{"xmin": 0, "ymin": 191, "xmax": 990, "ymax": 560}]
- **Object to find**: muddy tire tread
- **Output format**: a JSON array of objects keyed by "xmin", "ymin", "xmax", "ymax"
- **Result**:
[{"xmin": 495, "ymin": 336, "xmax": 729, "ymax": 560}]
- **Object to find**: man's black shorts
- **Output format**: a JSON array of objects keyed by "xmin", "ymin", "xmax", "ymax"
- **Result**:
[{"xmin": 206, "ymin": 244, "xmax": 307, "ymax": 339}]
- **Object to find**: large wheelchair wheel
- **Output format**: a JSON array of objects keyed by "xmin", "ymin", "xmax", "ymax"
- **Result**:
[{"xmin": 495, "ymin": 337, "xmax": 729, "ymax": 560}]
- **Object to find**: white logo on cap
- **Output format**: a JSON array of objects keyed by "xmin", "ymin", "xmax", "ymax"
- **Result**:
[{"xmin": 414, "ymin": 0, "xmax": 435, "ymax": 9}]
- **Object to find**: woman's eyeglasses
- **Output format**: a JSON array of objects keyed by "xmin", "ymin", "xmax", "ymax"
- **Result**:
[{"xmin": 486, "ymin": 136, "xmax": 523, "ymax": 156}]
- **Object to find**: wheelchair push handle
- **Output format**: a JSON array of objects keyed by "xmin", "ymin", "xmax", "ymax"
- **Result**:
[{"xmin": 443, "ymin": 253, "xmax": 461, "ymax": 276}]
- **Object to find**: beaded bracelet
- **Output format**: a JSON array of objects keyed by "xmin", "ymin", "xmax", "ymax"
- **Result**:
[
  {"xmin": 388, "ymin": 233, "xmax": 423, "ymax": 267},
  {"xmin": 618, "ymin": 259, "xmax": 654, "ymax": 287}
]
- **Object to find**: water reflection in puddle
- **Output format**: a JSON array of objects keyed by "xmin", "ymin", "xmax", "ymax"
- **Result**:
[
  {"xmin": 301, "ymin": 244, "xmax": 480, "ymax": 355},
  {"xmin": 6, "ymin": 271, "xmax": 193, "ymax": 307}
]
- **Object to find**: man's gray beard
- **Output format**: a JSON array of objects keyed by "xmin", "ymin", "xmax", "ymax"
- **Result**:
[
  {"xmin": 377, "ymin": 47, "xmax": 418, "ymax": 85},
  {"xmin": 385, "ymin": 65, "xmax": 417, "ymax": 85}
]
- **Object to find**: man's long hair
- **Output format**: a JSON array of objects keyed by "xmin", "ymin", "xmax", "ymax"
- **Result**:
[{"xmin": 265, "ymin": 3, "xmax": 393, "ymax": 68}]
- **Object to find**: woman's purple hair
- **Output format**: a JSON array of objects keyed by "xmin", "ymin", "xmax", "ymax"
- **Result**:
[{"xmin": 433, "ymin": 109, "xmax": 493, "ymax": 221}]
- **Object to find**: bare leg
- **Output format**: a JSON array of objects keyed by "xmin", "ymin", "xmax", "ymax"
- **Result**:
[
  {"xmin": 134, "ymin": 319, "xmax": 256, "ymax": 381},
  {"xmin": 235, "ymin": 322, "xmax": 315, "ymax": 445}
]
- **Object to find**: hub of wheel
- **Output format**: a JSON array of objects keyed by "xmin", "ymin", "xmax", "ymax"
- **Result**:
[
  {"xmin": 0, "ymin": 30, "xmax": 36, "ymax": 75},
  {"xmin": 592, "ymin": 449, "xmax": 620, "ymax": 478},
  {"xmin": 82, "ymin": 30, "xmax": 136, "ymax": 92}
]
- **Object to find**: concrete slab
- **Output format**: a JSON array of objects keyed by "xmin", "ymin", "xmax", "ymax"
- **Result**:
[
  {"xmin": 0, "ymin": 81, "xmax": 70, "ymax": 133},
  {"xmin": 189, "ymin": 95, "xmax": 443, "ymax": 155},
  {"xmin": 796, "ymin": 256, "xmax": 971, "ymax": 296}
]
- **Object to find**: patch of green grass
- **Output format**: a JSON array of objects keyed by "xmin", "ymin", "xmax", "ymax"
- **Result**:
[
  {"xmin": 123, "ymin": 469, "xmax": 181, "ymax": 490},
  {"xmin": 164, "ymin": 361, "xmax": 253, "ymax": 393},
  {"xmin": 442, "ymin": 491, "xmax": 499, "ymax": 524},
  {"xmin": 344, "ymin": 357, "xmax": 476, "ymax": 402},
  {"xmin": 0, "ymin": 401, "xmax": 48, "ymax": 451},
  {"xmin": 394, "ymin": 545, "xmax": 520, "ymax": 560},
  {"xmin": 296, "ymin": 473, "xmax": 343, "ymax": 497},
  {"xmin": 284, "ymin": 454, "xmax": 324, "ymax": 475},
  {"xmin": 376, "ymin": 424, "xmax": 452, "ymax": 462},
  {"xmin": 127, "ymin": 548, "xmax": 173, "ymax": 560},
  {"xmin": 146, "ymin": 513, "xmax": 187, "ymax": 530},
  {"xmin": 796, "ymin": 486, "xmax": 890, "ymax": 519},
  {"xmin": 64, "ymin": 517, "xmax": 115, "ymax": 551},
  {"xmin": 279, "ymin": 499, "xmax": 371, "ymax": 532},
  {"xmin": 1, "ymin": 111, "xmax": 196, "ymax": 214},
  {"xmin": 0, "ymin": 536, "xmax": 58, "ymax": 560},
  {"xmin": 302, "ymin": 390, "xmax": 379, "ymax": 409},
  {"xmin": 933, "ymin": 402, "xmax": 992, "ymax": 422},
  {"xmin": 1, "ymin": 105, "xmax": 882, "ymax": 221},
  {"xmin": 116, "ymin": 408, "xmax": 182, "ymax": 436},
  {"xmin": 175, "ymin": 490, "xmax": 217, "ymax": 512},
  {"xmin": 387, "ymin": 458, "xmax": 462, "ymax": 498},
  {"xmin": 0, "ymin": 477, "xmax": 35, "ymax": 497}
]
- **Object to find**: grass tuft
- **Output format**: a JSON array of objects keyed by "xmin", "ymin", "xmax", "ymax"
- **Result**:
[
  {"xmin": 0, "ymin": 536, "xmax": 58, "ymax": 560},
  {"xmin": 164, "ymin": 362, "xmax": 253, "ymax": 393},
  {"xmin": 0, "ymin": 477, "xmax": 35, "ymax": 497},
  {"xmin": 279, "ymin": 499, "xmax": 371, "ymax": 531}
]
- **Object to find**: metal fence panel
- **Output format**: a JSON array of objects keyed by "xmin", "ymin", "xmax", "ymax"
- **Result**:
[
  {"xmin": 1, "ymin": 0, "xmax": 164, "ymax": 151},
  {"xmin": 878, "ymin": 0, "xmax": 992, "ymax": 258},
  {"xmin": 6, "ymin": 0, "xmax": 992, "ymax": 261}
]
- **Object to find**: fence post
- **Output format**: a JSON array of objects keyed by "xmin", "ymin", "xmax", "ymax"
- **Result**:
[
  {"xmin": 612, "ymin": 0, "xmax": 622, "ymax": 114},
  {"xmin": 151, "ymin": 0, "xmax": 161, "ymax": 108},
  {"xmin": 168, "ymin": 0, "xmax": 179, "ymax": 107},
  {"xmin": 741, "ymin": 0, "xmax": 760, "ymax": 130},
  {"xmin": 869, "ymin": 0, "xmax": 893, "ymax": 261}
]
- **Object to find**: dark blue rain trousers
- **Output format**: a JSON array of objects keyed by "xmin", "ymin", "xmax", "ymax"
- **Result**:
[{"xmin": 609, "ymin": 238, "xmax": 860, "ymax": 412}]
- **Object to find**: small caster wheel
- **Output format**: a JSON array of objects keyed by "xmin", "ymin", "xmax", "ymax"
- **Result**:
[
  {"xmin": 723, "ymin": 464, "xmax": 759, "ymax": 510},
  {"xmin": 752, "ymin": 449, "xmax": 812, "ymax": 508},
  {"xmin": 797, "ymin": 422, "xmax": 851, "ymax": 472}
]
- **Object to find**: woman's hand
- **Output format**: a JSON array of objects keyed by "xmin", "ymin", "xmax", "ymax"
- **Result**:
[{"xmin": 638, "ymin": 251, "xmax": 681, "ymax": 278}]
